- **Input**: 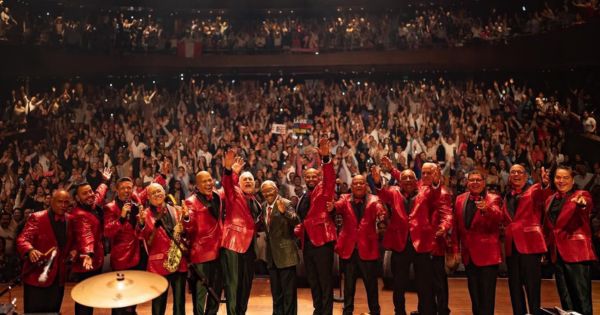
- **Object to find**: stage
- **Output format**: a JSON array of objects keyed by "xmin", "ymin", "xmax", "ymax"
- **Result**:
[{"xmin": 2, "ymin": 277, "xmax": 599, "ymax": 314}]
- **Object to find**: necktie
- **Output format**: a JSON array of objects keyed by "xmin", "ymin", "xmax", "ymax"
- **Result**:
[{"xmin": 267, "ymin": 206, "xmax": 272, "ymax": 227}]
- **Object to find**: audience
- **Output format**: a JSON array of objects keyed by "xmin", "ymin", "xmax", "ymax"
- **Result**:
[
  {"xmin": 0, "ymin": 78, "xmax": 599, "ymax": 282},
  {"xmin": 0, "ymin": 1, "xmax": 598, "ymax": 53}
]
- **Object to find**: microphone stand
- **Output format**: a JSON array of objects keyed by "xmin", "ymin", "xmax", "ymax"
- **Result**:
[{"xmin": 154, "ymin": 217, "xmax": 221, "ymax": 303}]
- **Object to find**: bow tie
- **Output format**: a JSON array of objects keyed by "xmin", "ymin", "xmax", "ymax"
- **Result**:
[
  {"xmin": 469, "ymin": 194, "xmax": 481, "ymax": 201},
  {"xmin": 204, "ymin": 193, "xmax": 213, "ymax": 201},
  {"xmin": 353, "ymin": 199, "xmax": 364, "ymax": 205},
  {"xmin": 54, "ymin": 215, "xmax": 66, "ymax": 222},
  {"xmin": 511, "ymin": 189, "xmax": 522, "ymax": 196}
]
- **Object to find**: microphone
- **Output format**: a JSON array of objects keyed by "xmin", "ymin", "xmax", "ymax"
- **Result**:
[{"xmin": 38, "ymin": 249, "xmax": 57, "ymax": 283}]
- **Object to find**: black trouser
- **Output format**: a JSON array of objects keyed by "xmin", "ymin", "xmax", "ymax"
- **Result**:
[
  {"xmin": 465, "ymin": 263, "xmax": 498, "ymax": 315},
  {"xmin": 431, "ymin": 255, "xmax": 450, "ymax": 315},
  {"xmin": 303, "ymin": 240, "xmax": 334, "ymax": 315},
  {"xmin": 390, "ymin": 242, "xmax": 435, "ymax": 315},
  {"xmin": 74, "ymin": 268, "xmax": 103, "ymax": 315},
  {"xmin": 554, "ymin": 254, "xmax": 593, "ymax": 315},
  {"xmin": 190, "ymin": 259, "xmax": 223, "ymax": 315},
  {"xmin": 24, "ymin": 280, "xmax": 64, "ymax": 313},
  {"xmin": 506, "ymin": 244, "xmax": 542, "ymax": 315},
  {"xmin": 341, "ymin": 249, "xmax": 380, "ymax": 315},
  {"xmin": 221, "ymin": 247, "xmax": 256, "ymax": 315},
  {"xmin": 152, "ymin": 272, "xmax": 186, "ymax": 315},
  {"xmin": 268, "ymin": 265, "xmax": 297, "ymax": 315}
]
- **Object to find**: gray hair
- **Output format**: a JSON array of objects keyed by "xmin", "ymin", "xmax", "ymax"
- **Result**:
[
  {"xmin": 260, "ymin": 180, "xmax": 278, "ymax": 190},
  {"xmin": 239, "ymin": 171, "xmax": 255, "ymax": 182}
]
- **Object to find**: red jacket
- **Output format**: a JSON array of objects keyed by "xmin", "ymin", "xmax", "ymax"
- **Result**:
[
  {"xmin": 377, "ymin": 184, "xmax": 442, "ymax": 254},
  {"xmin": 544, "ymin": 190, "xmax": 596, "ymax": 263},
  {"xmin": 16, "ymin": 210, "xmax": 74, "ymax": 287},
  {"xmin": 138, "ymin": 205, "xmax": 188, "ymax": 275},
  {"xmin": 184, "ymin": 190, "xmax": 224, "ymax": 264},
  {"xmin": 221, "ymin": 171, "xmax": 256, "ymax": 254},
  {"xmin": 334, "ymin": 194, "xmax": 385, "ymax": 260},
  {"xmin": 71, "ymin": 183, "xmax": 107, "ymax": 273},
  {"xmin": 453, "ymin": 192, "xmax": 503, "ymax": 267},
  {"xmin": 103, "ymin": 198, "xmax": 142, "ymax": 270},
  {"xmin": 294, "ymin": 160, "xmax": 337, "ymax": 249},
  {"xmin": 430, "ymin": 185, "xmax": 453, "ymax": 256},
  {"xmin": 503, "ymin": 183, "xmax": 551, "ymax": 256}
]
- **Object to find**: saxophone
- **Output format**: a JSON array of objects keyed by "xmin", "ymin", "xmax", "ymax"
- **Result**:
[{"xmin": 164, "ymin": 195, "xmax": 186, "ymax": 273}]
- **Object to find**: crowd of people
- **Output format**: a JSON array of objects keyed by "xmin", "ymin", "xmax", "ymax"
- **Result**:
[
  {"xmin": 0, "ymin": 0, "xmax": 598, "ymax": 53},
  {"xmin": 0, "ymin": 74, "xmax": 599, "ymax": 314}
]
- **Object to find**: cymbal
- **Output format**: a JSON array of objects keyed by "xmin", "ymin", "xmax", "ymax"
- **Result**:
[{"xmin": 71, "ymin": 270, "xmax": 168, "ymax": 308}]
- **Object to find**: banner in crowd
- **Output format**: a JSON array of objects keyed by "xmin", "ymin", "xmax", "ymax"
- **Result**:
[
  {"xmin": 293, "ymin": 119, "xmax": 313, "ymax": 134},
  {"xmin": 177, "ymin": 39, "xmax": 202, "ymax": 58},
  {"xmin": 271, "ymin": 124, "xmax": 287, "ymax": 134}
]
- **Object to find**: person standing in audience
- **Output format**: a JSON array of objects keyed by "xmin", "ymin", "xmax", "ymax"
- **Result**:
[
  {"xmin": 545, "ymin": 165, "xmax": 596, "ymax": 315},
  {"xmin": 184, "ymin": 171, "xmax": 224, "ymax": 315},
  {"xmin": 333, "ymin": 174, "xmax": 385, "ymax": 315},
  {"xmin": 260, "ymin": 180, "xmax": 300, "ymax": 315},
  {"xmin": 452, "ymin": 170, "xmax": 503, "ymax": 315},
  {"xmin": 502, "ymin": 164, "xmax": 550, "ymax": 315},
  {"xmin": 294, "ymin": 139, "xmax": 337, "ymax": 315}
]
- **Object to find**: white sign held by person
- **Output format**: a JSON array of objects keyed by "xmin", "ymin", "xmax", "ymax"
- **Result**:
[{"xmin": 271, "ymin": 124, "xmax": 287, "ymax": 134}]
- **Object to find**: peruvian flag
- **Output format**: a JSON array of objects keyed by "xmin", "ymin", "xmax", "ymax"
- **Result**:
[{"xmin": 177, "ymin": 39, "xmax": 202, "ymax": 58}]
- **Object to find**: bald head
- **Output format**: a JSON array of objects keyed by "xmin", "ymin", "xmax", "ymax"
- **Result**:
[
  {"xmin": 351, "ymin": 175, "xmax": 367, "ymax": 198},
  {"xmin": 421, "ymin": 162, "xmax": 440, "ymax": 186},
  {"xmin": 51, "ymin": 189, "xmax": 71, "ymax": 215},
  {"xmin": 304, "ymin": 168, "xmax": 320, "ymax": 190},
  {"xmin": 239, "ymin": 171, "xmax": 256, "ymax": 195},
  {"xmin": 195, "ymin": 171, "xmax": 214, "ymax": 196},
  {"xmin": 147, "ymin": 183, "xmax": 166, "ymax": 207}
]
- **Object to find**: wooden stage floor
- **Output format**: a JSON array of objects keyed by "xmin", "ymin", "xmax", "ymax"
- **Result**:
[{"xmin": 2, "ymin": 278, "xmax": 599, "ymax": 314}]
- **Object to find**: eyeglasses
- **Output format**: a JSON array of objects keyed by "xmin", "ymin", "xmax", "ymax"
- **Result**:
[
  {"xmin": 509, "ymin": 170, "xmax": 525, "ymax": 175},
  {"xmin": 467, "ymin": 178, "xmax": 484, "ymax": 183}
]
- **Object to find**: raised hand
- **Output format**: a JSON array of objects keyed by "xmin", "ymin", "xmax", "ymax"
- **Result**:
[
  {"xmin": 371, "ymin": 165, "xmax": 382, "ymax": 185},
  {"xmin": 101, "ymin": 167, "xmax": 112, "ymax": 181},
  {"xmin": 381, "ymin": 156, "xmax": 393, "ymax": 172},
  {"xmin": 276, "ymin": 198, "xmax": 286, "ymax": 214},
  {"xmin": 318, "ymin": 138, "xmax": 330, "ymax": 157},
  {"xmin": 180, "ymin": 203, "xmax": 190, "ymax": 219},
  {"xmin": 137, "ymin": 208, "xmax": 146, "ymax": 225},
  {"xmin": 232, "ymin": 156, "xmax": 246, "ymax": 175},
  {"xmin": 326, "ymin": 201, "xmax": 335, "ymax": 212},
  {"xmin": 541, "ymin": 167, "xmax": 550, "ymax": 186},
  {"xmin": 121, "ymin": 203, "xmax": 132, "ymax": 219},
  {"xmin": 572, "ymin": 194, "xmax": 587, "ymax": 207},
  {"xmin": 223, "ymin": 149, "xmax": 236, "ymax": 170}
]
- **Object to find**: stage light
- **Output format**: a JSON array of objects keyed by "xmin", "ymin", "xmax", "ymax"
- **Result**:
[{"xmin": 522, "ymin": 6, "xmax": 526, "ymax": 11}]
